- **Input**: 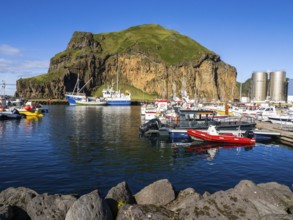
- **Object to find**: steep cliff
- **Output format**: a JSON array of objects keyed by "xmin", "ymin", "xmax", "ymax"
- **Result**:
[{"xmin": 15, "ymin": 24, "xmax": 238, "ymax": 101}]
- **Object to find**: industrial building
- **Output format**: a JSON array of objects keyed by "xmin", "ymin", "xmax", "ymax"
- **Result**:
[
  {"xmin": 287, "ymin": 79, "xmax": 293, "ymax": 103},
  {"xmin": 250, "ymin": 70, "xmax": 288, "ymax": 103},
  {"xmin": 251, "ymin": 71, "xmax": 268, "ymax": 101}
]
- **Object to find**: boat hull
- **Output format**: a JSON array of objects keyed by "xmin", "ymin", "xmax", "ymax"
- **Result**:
[
  {"xmin": 65, "ymin": 94, "xmax": 84, "ymax": 106},
  {"xmin": 18, "ymin": 109, "xmax": 44, "ymax": 117},
  {"xmin": 187, "ymin": 129, "xmax": 256, "ymax": 145},
  {"xmin": 106, "ymin": 99, "xmax": 131, "ymax": 106},
  {"xmin": 268, "ymin": 116, "xmax": 293, "ymax": 126},
  {"xmin": 75, "ymin": 100, "xmax": 107, "ymax": 106},
  {"xmin": 0, "ymin": 112, "xmax": 23, "ymax": 120}
]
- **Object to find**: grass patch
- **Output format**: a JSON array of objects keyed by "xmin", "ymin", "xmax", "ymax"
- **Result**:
[{"xmin": 94, "ymin": 24, "xmax": 214, "ymax": 65}]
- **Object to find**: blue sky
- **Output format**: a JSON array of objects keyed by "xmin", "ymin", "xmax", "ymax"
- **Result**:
[{"xmin": 0, "ymin": 0, "xmax": 292, "ymax": 95}]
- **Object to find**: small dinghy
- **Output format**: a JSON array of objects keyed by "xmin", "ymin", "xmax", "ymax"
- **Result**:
[{"xmin": 187, "ymin": 125, "xmax": 256, "ymax": 145}]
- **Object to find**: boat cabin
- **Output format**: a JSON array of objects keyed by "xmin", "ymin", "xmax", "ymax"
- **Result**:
[{"xmin": 171, "ymin": 109, "xmax": 215, "ymax": 128}]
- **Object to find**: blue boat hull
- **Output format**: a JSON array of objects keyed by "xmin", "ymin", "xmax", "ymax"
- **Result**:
[
  {"xmin": 65, "ymin": 95, "xmax": 83, "ymax": 106},
  {"xmin": 106, "ymin": 100, "xmax": 131, "ymax": 106}
]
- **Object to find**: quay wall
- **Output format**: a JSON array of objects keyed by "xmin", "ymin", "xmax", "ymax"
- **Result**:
[{"xmin": 256, "ymin": 121, "xmax": 293, "ymax": 146}]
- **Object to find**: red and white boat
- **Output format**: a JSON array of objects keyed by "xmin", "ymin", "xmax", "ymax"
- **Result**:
[{"xmin": 187, "ymin": 125, "xmax": 256, "ymax": 145}]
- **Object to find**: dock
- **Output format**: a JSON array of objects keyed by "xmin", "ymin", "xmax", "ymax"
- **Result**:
[
  {"xmin": 28, "ymin": 99, "xmax": 68, "ymax": 105},
  {"xmin": 256, "ymin": 121, "xmax": 293, "ymax": 146}
]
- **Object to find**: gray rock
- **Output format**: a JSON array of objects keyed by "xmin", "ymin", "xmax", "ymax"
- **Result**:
[
  {"xmin": 135, "ymin": 179, "xmax": 175, "ymax": 206},
  {"xmin": 0, "ymin": 187, "xmax": 38, "ymax": 209},
  {"xmin": 202, "ymin": 191, "xmax": 210, "ymax": 198},
  {"xmin": 116, "ymin": 204, "xmax": 176, "ymax": 220},
  {"xmin": 166, "ymin": 188, "xmax": 202, "ymax": 211},
  {"xmin": 258, "ymin": 182, "xmax": 293, "ymax": 206},
  {"xmin": 105, "ymin": 181, "xmax": 135, "ymax": 217},
  {"xmin": 0, "ymin": 204, "xmax": 13, "ymax": 220},
  {"xmin": 179, "ymin": 190, "xmax": 260, "ymax": 220},
  {"xmin": 289, "ymin": 206, "xmax": 293, "ymax": 214},
  {"xmin": 26, "ymin": 193, "xmax": 77, "ymax": 220},
  {"xmin": 177, "ymin": 180, "xmax": 293, "ymax": 219},
  {"xmin": 65, "ymin": 190, "xmax": 113, "ymax": 220},
  {"xmin": 234, "ymin": 180, "xmax": 290, "ymax": 216},
  {"xmin": 261, "ymin": 214, "xmax": 293, "ymax": 220},
  {"xmin": 0, "ymin": 187, "xmax": 38, "ymax": 220}
]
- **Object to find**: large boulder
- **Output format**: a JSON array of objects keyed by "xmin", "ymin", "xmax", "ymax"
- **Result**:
[
  {"xmin": 177, "ymin": 180, "xmax": 293, "ymax": 219},
  {"xmin": 0, "ymin": 187, "xmax": 38, "ymax": 220},
  {"xmin": 179, "ymin": 189, "xmax": 260, "ymax": 220},
  {"xmin": 26, "ymin": 193, "xmax": 77, "ymax": 220},
  {"xmin": 65, "ymin": 190, "xmax": 112, "ymax": 220},
  {"xmin": 165, "ymin": 187, "xmax": 202, "ymax": 211},
  {"xmin": 116, "ymin": 204, "xmax": 176, "ymax": 220},
  {"xmin": 0, "ymin": 204, "xmax": 13, "ymax": 220},
  {"xmin": 134, "ymin": 179, "xmax": 175, "ymax": 206},
  {"xmin": 105, "ymin": 181, "xmax": 135, "ymax": 217},
  {"xmin": 234, "ymin": 180, "xmax": 293, "ymax": 216},
  {"xmin": 0, "ymin": 187, "xmax": 38, "ymax": 208}
]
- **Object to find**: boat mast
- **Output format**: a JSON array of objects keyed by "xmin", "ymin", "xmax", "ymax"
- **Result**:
[
  {"xmin": 72, "ymin": 75, "xmax": 79, "ymax": 95},
  {"xmin": 240, "ymin": 83, "xmax": 242, "ymax": 102}
]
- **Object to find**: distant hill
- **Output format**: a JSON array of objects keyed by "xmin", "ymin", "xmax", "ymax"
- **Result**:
[
  {"xmin": 16, "ymin": 24, "xmax": 238, "ymax": 102},
  {"xmin": 92, "ymin": 24, "xmax": 214, "ymax": 65}
]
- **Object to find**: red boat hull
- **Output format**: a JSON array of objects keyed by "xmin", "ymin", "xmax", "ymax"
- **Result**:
[{"xmin": 187, "ymin": 129, "xmax": 256, "ymax": 145}]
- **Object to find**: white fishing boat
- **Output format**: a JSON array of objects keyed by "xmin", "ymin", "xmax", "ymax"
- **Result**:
[
  {"xmin": 103, "ymin": 61, "xmax": 131, "ymax": 106},
  {"xmin": 101, "ymin": 87, "xmax": 131, "ymax": 105}
]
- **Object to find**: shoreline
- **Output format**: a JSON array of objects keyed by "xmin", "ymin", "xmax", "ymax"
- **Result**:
[{"xmin": 1, "ymin": 179, "xmax": 293, "ymax": 219}]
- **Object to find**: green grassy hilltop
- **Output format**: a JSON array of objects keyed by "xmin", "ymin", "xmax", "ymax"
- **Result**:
[{"xmin": 93, "ymin": 24, "xmax": 214, "ymax": 65}]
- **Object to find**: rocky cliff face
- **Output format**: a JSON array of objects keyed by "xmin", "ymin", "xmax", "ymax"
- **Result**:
[
  {"xmin": 16, "ymin": 28, "xmax": 238, "ymax": 102},
  {"xmin": 116, "ymin": 53, "xmax": 237, "ymax": 101}
]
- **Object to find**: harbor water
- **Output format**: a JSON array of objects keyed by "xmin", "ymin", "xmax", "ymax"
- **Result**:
[{"xmin": 1, "ymin": 105, "xmax": 293, "ymax": 197}]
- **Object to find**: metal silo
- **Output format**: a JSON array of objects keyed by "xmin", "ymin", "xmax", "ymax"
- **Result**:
[
  {"xmin": 251, "ymin": 71, "xmax": 268, "ymax": 101},
  {"xmin": 269, "ymin": 71, "xmax": 286, "ymax": 102}
]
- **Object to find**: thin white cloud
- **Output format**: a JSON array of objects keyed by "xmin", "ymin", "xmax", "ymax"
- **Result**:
[
  {"xmin": 0, "ymin": 58, "xmax": 13, "ymax": 72},
  {"xmin": 20, "ymin": 60, "xmax": 49, "ymax": 70},
  {"xmin": 0, "ymin": 58, "xmax": 49, "ymax": 76},
  {"xmin": 0, "ymin": 44, "xmax": 21, "ymax": 55}
]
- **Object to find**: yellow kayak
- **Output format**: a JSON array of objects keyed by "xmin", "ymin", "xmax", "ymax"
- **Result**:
[{"xmin": 18, "ymin": 109, "xmax": 44, "ymax": 117}]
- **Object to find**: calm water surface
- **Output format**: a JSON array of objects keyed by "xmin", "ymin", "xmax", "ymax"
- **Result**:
[{"xmin": 1, "ymin": 105, "xmax": 293, "ymax": 196}]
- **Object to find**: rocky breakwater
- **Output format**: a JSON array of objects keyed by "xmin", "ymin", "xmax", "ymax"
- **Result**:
[{"xmin": 1, "ymin": 179, "xmax": 293, "ymax": 220}]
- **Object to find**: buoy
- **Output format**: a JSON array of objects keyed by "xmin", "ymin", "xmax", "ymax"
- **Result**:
[{"xmin": 25, "ymin": 106, "xmax": 32, "ymax": 111}]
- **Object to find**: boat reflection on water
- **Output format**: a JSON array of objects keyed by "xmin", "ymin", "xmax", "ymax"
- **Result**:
[
  {"xmin": 24, "ymin": 115, "xmax": 42, "ymax": 123},
  {"xmin": 140, "ymin": 129, "xmax": 255, "ymax": 161},
  {"xmin": 171, "ymin": 142, "xmax": 254, "ymax": 160}
]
